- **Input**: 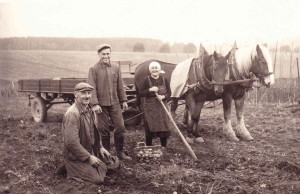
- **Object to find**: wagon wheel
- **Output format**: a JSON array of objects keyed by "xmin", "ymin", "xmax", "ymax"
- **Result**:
[
  {"xmin": 31, "ymin": 97, "xmax": 47, "ymax": 122},
  {"xmin": 123, "ymin": 109, "xmax": 142, "ymax": 127}
]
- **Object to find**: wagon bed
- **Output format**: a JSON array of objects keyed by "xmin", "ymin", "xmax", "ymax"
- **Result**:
[
  {"xmin": 18, "ymin": 76, "xmax": 140, "ymax": 125},
  {"xmin": 18, "ymin": 77, "xmax": 135, "ymax": 93},
  {"xmin": 18, "ymin": 78, "xmax": 87, "ymax": 94}
]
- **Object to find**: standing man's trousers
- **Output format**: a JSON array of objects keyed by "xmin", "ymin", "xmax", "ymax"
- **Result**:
[{"xmin": 96, "ymin": 103, "xmax": 125, "ymax": 153}]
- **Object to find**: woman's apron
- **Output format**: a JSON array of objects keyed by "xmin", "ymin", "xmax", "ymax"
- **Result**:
[{"xmin": 142, "ymin": 76, "xmax": 172, "ymax": 133}]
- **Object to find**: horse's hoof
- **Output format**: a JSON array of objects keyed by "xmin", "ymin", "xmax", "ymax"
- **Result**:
[
  {"xmin": 237, "ymin": 132, "xmax": 254, "ymax": 141},
  {"xmin": 243, "ymin": 135, "xmax": 254, "ymax": 141},
  {"xmin": 186, "ymin": 136, "xmax": 194, "ymax": 144},
  {"xmin": 227, "ymin": 135, "xmax": 239, "ymax": 141},
  {"xmin": 195, "ymin": 137, "xmax": 204, "ymax": 143}
]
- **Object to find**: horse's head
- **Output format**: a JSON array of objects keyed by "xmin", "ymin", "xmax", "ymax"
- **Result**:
[
  {"xmin": 210, "ymin": 51, "xmax": 230, "ymax": 96},
  {"xmin": 251, "ymin": 45, "xmax": 274, "ymax": 88}
]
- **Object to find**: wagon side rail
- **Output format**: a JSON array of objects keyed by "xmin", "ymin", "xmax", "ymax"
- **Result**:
[
  {"xmin": 18, "ymin": 77, "xmax": 142, "ymax": 125},
  {"xmin": 18, "ymin": 78, "xmax": 87, "ymax": 94}
]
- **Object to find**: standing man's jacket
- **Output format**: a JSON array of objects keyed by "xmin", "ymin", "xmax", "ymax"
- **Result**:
[{"xmin": 88, "ymin": 61, "xmax": 127, "ymax": 106}]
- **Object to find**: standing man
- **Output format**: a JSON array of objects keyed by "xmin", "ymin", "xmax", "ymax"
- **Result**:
[
  {"xmin": 63, "ymin": 82, "xmax": 110, "ymax": 184},
  {"xmin": 88, "ymin": 43, "xmax": 132, "ymax": 160}
]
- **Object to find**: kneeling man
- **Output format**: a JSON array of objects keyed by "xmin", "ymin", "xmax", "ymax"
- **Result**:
[{"xmin": 63, "ymin": 82, "xmax": 113, "ymax": 184}]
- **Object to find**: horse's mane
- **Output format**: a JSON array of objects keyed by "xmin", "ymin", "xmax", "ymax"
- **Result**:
[
  {"xmin": 203, "ymin": 54, "xmax": 213, "ymax": 79},
  {"xmin": 260, "ymin": 46, "xmax": 275, "ymax": 83},
  {"xmin": 235, "ymin": 45, "xmax": 273, "ymax": 78}
]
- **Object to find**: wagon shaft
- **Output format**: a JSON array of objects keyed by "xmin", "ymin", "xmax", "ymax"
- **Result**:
[{"xmin": 211, "ymin": 78, "xmax": 258, "ymax": 86}]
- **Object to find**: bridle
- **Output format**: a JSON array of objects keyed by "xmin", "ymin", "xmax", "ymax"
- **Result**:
[
  {"xmin": 227, "ymin": 50, "xmax": 273, "ymax": 88},
  {"xmin": 252, "ymin": 54, "xmax": 273, "ymax": 87},
  {"xmin": 186, "ymin": 55, "xmax": 225, "ymax": 93}
]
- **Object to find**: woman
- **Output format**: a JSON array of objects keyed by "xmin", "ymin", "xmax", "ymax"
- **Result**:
[{"xmin": 138, "ymin": 61, "xmax": 172, "ymax": 147}]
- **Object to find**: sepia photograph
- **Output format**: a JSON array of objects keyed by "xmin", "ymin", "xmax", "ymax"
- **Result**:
[{"xmin": 0, "ymin": 0, "xmax": 299, "ymax": 193}]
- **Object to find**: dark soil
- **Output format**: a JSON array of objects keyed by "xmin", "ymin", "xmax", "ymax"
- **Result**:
[{"xmin": 0, "ymin": 97, "xmax": 299, "ymax": 193}]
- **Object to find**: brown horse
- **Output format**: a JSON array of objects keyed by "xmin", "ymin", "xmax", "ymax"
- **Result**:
[
  {"xmin": 172, "ymin": 44, "xmax": 274, "ymax": 142},
  {"xmin": 220, "ymin": 44, "xmax": 274, "ymax": 141},
  {"xmin": 170, "ymin": 51, "xmax": 231, "ymax": 140}
]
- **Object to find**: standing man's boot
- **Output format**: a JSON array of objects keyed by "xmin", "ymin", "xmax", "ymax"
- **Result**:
[
  {"xmin": 118, "ymin": 151, "xmax": 132, "ymax": 161},
  {"xmin": 115, "ymin": 134, "xmax": 132, "ymax": 160},
  {"xmin": 101, "ymin": 135, "xmax": 110, "ymax": 152},
  {"xmin": 146, "ymin": 136, "xmax": 153, "ymax": 146}
]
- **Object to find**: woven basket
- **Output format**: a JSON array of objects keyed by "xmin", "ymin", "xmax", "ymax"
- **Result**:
[{"xmin": 133, "ymin": 142, "xmax": 163, "ymax": 164}]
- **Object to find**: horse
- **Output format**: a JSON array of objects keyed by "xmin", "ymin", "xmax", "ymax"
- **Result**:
[
  {"xmin": 171, "ymin": 44, "xmax": 274, "ymax": 142},
  {"xmin": 170, "ymin": 51, "xmax": 231, "ymax": 140},
  {"xmin": 219, "ymin": 44, "xmax": 274, "ymax": 141}
]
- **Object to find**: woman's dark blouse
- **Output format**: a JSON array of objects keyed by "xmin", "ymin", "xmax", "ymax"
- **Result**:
[{"xmin": 139, "ymin": 76, "xmax": 171, "ymax": 99}]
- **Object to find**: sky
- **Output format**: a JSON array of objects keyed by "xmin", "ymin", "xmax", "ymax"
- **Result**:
[{"xmin": 0, "ymin": 0, "xmax": 299, "ymax": 48}]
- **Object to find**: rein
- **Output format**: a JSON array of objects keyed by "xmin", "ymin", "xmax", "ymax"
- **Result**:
[
  {"xmin": 211, "ymin": 74, "xmax": 258, "ymax": 86},
  {"xmin": 221, "ymin": 50, "xmax": 272, "ymax": 88}
]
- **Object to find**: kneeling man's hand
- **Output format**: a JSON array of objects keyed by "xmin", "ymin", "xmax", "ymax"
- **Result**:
[
  {"xmin": 100, "ymin": 147, "xmax": 111, "ymax": 159},
  {"xmin": 89, "ymin": 155, "xmax": 101, "ymax": 167}
]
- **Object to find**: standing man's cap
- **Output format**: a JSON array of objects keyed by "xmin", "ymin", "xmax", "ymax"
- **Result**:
[
  {"xmin": 97, "ymin": 43, "xmax": 111, "ymax": 53},
  {"xmin": 74, "ymin": 82, "xmax": 94, "ymax": 92}
]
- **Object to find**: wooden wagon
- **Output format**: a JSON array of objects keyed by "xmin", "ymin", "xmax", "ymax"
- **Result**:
[{"xmin": 17, "ymin": 61, "xmax": 142, "ymax": 126}]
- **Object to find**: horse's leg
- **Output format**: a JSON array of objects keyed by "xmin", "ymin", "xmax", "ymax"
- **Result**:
[
  {"xmin": 234, "ymin": 95, "xmax": 254, "ymax": 141},
  {"xmin": 191, "ymin": 101, "xmax": 205, "ymax": 138},
  {"xmin": 223, "ymin": 93, "xmax": 239, "ymax": 141},
  {"xmin": 170, "ymin": 98, "xmax": 178, "ymax": 118},
  {"xmin": 185, "ymin": 92, "xmax": 203, "ymax": 138},
  {"xmin": 185, "ymin": 93, "xmax": 194, "ymax": 133},
  {"xmin": 183, "ymin": 104, "xmax": 189, "ymax": 125}
]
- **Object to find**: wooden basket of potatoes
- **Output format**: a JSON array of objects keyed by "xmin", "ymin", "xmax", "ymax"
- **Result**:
[{"xmin": 134, "ymin": 142, "xmax": 163, "ymax": 164}]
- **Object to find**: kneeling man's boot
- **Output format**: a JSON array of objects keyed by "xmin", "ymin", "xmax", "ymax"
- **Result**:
[{"xmin": 55, "ymin": 163, "xmax": 67, "ymax": 175}]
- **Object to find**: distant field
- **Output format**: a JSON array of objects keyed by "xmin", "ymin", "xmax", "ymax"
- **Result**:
[
  {"xmin": 273, "ymin": 51, "xmax": 300, "ymax": 78},
  {"xmin": 1, "ymin": 50, "xmax": 300, "ymax": 103},
  {"xmin": 0, "ymin": 50, "xmax": 196, "ymax": 82},
  {"xmin": 1, "ymin": 50, "xmax": 300, "ymax": 82}
]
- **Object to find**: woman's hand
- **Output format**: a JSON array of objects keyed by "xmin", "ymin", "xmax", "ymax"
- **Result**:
[
  {"xmin": 157, "ymin": 95, "xmax": 165, "ymax": 101},
  {"xmin": 149, "ymin": 86, "xmax": 159, "ymax": 93}
]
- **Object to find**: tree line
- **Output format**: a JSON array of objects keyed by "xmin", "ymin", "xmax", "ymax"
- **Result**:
[
  {"xmin": 268, "ymin": 44, "xmax": 300, "ymax": 53},
  {"xmin": 0, "ymin": 37, "xmax": 197, "ymax": 53}
]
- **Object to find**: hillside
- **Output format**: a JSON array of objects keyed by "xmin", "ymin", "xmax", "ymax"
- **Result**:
[
  {"xmin": 0, "ymin": 50, "xmax": 196, "ymax": 82},
  {"xmin": 0, "ymin": 37, "xmax": 197, "ymax": 53}
]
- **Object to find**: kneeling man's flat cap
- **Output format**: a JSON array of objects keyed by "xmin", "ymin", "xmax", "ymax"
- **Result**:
[
  {"xmin": 74, "ymin": 82, "xmax": 94, "ymax": 92},
  {"xmin": 96, "ymin": 43, "xmax": 111, "ymax": 53}
]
